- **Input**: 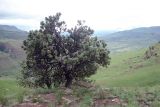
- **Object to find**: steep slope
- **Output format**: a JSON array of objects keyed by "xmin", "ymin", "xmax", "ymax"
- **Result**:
[
  {"xmin": 0, "ymin": 25, "xmax": 27, "ymax": 39},
  {"xmin": 0, "ymin": 52, "xmax": 20, "ymax": 76},
  {"xmin": 0, "ymin": 39, "xmax": 25, "ymax": 59},
  {"xmin": 0, "ymin": 25, "xmax": 27, "ymax": 76},
  {"xmin": 100, "ymin": 26, "xmax": 160, "ymax": 52}
]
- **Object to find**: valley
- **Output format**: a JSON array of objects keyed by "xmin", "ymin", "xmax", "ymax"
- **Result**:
[{"xmin": 0, "ymin": 25, "xmax": 160, "ymax": 106}]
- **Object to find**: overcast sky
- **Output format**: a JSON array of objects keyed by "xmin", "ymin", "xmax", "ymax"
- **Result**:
[{"xmin": 0, "ymin": 0, "xmax": 160, "ymax": 31}]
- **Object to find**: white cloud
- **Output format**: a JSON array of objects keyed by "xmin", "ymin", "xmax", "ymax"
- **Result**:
[{"xmin": 0, "ymin": 0, "xmax": 160, "ymax": 31}]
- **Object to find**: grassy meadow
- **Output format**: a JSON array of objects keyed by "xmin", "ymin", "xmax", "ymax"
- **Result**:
[
  {"xmin": 91, "ymin": 46, "xmax": 160, "ymax": 87},
  {"xmin": 0, "ymin": 43, "xmax": 160, "ymax": 106}
]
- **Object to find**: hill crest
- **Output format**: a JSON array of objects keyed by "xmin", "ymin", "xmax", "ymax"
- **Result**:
[
  {"xmin": 0, "ymin": 25, "xmax": 28, "ymax": 39},
  {"xmin": 100, "ymin": 26, "xmax": 160, "ymax": 52}
]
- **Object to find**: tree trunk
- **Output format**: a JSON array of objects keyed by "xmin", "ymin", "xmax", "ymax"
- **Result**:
[
  {"xmin": 46, "ymin": 80, "xmax": 51, "ymax": 89},
  {"xmin": 65, "ymin": 74, "xmax": 73, "ymax": 88},
  {"xmin": 46, "ymin": 83, "xmax": 51, "ymax": 89},
  {"xmin": 65, "ymin": 78, "xmax": 72, "ymax": 88}
]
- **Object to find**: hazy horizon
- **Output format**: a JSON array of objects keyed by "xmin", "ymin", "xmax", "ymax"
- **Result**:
[{"xmin": 1, "ymin": 0, "xmax": 160, "ymax": 31}]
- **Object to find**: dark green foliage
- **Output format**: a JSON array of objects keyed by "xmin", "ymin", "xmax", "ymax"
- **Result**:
[{"xmin": 19, "ymin": 13, "xmax": 110, "ymax": 88}]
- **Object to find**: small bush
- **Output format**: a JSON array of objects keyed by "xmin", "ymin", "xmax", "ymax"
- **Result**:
[
  {"xmin": 16, "ymin": 93, "xmax": 24, "ymax": 103},
  {"xmin": 74, "ymin": 87, "xmax": 92, "ymax": 98},
  {"xmin": 95, "ymin": 87, "xmax": 107, "ymax": 99},
  {"xmin": 0, "ymin": 88, "xmax": 9, "ymax": 106},
  {"xmin": 48, "ymin": 102, "xmax": 56, "ymax": 107},
  {"xmin": 34, "ymin": 88, "xmax": 54, "ymax": 95},
  {"xmin": 31, "ymin": 95, "xmax": 44, "ymax": 103},
  {"xmin": 151, "ymin": 100, "xmax": 160, "ymax": 107},
  {"xmin": 16, "ymin": 91, "xmax": 27, "ymax": 103},
  {"xmin": 80, "ymin": 95, "xmax": 92, "ymax": 107},
  {"xmin": 55, "ymin": 89, "xmax": 64, "ymax": 105},
  {"xmin": 0, "ymin": 95, "xmax": 9, "ymax": 106}
]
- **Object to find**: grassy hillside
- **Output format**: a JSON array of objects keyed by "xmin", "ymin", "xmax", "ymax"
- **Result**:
[
  {"xmin": 0, "ymin": 77, "xmax": 27, "ymax": 106},
  {"xmin": 91, "ymin": 42, "xmax": 160, "ymax": 87},
  {"xmin": 0, "ymin": 25, "xmax": 26, "ymax": 76},
  {"xmin": 0, "ymin": 39, "xmax": 25, "ymax": 76},
  {"xmin": 0, "ymin": 52, "xmax": 19, "ymax": 76},
  {"xmin": 100, "ymin": 26, "xmax": 160, "ymax": 52},
  {"xmin": 90, "ymin": 43, "xmax": 160, "ymax": 106},
  {"xmin": 1, "ymin": 25, "xmax": 160, "ymax": 106},
  {"xmin": 0, "ymin": 43, "xmax": 160, "ymax": 106}
]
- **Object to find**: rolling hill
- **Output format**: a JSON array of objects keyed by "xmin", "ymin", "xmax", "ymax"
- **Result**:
[
  {"xmin": 1, "ymin": 25, "xmax": 160, "ymax": 106},
  {"xmin": 100, "ymin": 26, "xmax": 160, "ymax": 52},
  {"xmin": 1, "ymin": 25, "xmax": 160, "ymax": 76},
  {"xmin": 0, "ymin": 25, "xmax": 27, "ymax": 39},
  {"xmin": 0, "ymin": 25, "xmax": 27, "ymax": 76}
]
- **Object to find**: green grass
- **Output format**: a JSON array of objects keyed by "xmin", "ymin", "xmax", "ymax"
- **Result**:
[
  {"xmin": 0, "ymin": 77, "xmax": 28, "ymax": 105},
  {"xmin": 90, "ymin": 44, "xmax": 160, "ymax": 106},
  {"xmin": 0, "ymin": 43, "xmax": 160, "ymax": 106},
  {"xmin": 95, "ymin": 64, "xmax": 160, "ymax": 87},
  {"xmin": 91, "ymin": 43, "xmax": 160, "ymax": 87},
  {"xmin": 108, "ymin": 86, "xmax": 160, "ymax": 107},
  {"xmin": 0, "ymin": 77, "xmax": 23, "ymax": 95}
]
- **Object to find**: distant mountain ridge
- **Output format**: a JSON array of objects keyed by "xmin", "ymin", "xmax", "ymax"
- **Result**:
[
  {"xmin": 94, "ymin": 30, "xmax": 116, "ymax": 37},
  {"xmin": 100, "ymin": 26, "xmax": 160, "ymax": 52},
  {"xmin": 0, "ymin": 25, "xmax": 22, "ymax": 31},
  {"xmin": 0, "ymin": 25, "xmax": 27, "ymax": 39}
]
